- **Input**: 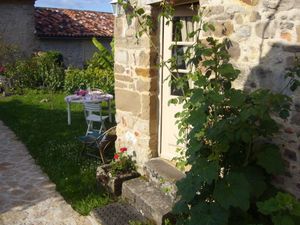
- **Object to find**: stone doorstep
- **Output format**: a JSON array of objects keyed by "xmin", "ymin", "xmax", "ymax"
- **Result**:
[
  {"xmin": 122, "ymin": 177, "xmax": 174, "ymax": 225},
  {"xmin": 143, "ymin": 158, "xmax": 185, "ymax": 201}
]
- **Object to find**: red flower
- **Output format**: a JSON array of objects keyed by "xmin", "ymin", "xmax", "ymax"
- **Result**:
[
  {"xmin": 114, "ymin": 154, "xmax": 119, "ymax": 160},
  {"xmin": 120, "ymin": 147, "xmax": 127, "ymax": 153}
]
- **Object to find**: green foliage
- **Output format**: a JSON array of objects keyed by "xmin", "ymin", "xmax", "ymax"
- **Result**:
[
  {"xmin": 64, "ymin": 39, "xmax": 114, "ymax": 94},
  {"xmin": 4, "ymin": 51, "xmax": 65, "ymax": 92},
  {"xmin": 285, "ymin": 56, "xmax": 300, "ymax": 91},
  {"xmin": 64, "ymin": 67, "xmax": 114, "ymax": 94},
  {"xmin": 0, "ymin": 37, "xmax": 21, "ymax": 64},
  {"xmin": 257, "ymin": 192, "xmax": 300, "ymax": 225},
  {"xmin": 171, "ymin": 37, "xmax": 298, "ymax": 225},
  {"xmin": 91, "ymin": 37, "xmax": 114, "ymax": 71}
]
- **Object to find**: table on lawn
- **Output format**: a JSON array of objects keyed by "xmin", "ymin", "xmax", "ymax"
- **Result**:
[{"xmin": 65, "ymin": 93, "xmax": 113, "ymax": 125}]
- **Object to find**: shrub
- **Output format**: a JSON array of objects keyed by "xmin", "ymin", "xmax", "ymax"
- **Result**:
[
  {"xmin": 35, "ymin": 51, "xmax": 65, "ymax": 91},
  {"xmin": 0, "ymin": 37, "xmax": 21, "ymax": 65},
  {"xmin": 64, "ymin": 39, "xmax": 114, "ymax": 94},
  {"xmin": 64, "ymin": 67, "xmax": 114, "ymax": 94},
  {"xmin": 4, "ymin": 51, "xmax": 65, "ymax": 92}
]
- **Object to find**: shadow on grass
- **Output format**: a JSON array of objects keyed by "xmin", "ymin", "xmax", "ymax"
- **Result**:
[{"xmin": 0, "ymin": 97, "xmax": 115, "ymax": 215}]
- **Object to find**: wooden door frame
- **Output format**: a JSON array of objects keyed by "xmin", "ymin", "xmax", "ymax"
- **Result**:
[{"xmin": 158, "ymin": 5, "xmax": 198, "ymax": 158}]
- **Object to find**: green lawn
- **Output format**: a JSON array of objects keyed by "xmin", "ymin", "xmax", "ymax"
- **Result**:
[{"xmin": 0, "ymin": 90, "xmax": 114, "ymax": 215}]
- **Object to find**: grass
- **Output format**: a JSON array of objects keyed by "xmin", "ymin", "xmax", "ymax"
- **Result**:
[{"xmin": 0, "ymin": 89, "xmax": 115, "ymax": 215}]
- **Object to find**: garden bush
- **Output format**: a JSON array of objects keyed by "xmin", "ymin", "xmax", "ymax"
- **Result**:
[
  {"xmin": 64, "ymin": 38, "xmax": 114, "ymax": 94},
  {"xmin": 0, "ymin": 37, "xmax": 21, "ymax": 65},
  {"xmin": 4, "ymin": 51, "xmax": 65, "ymax": 92},
  {"xmin": 64, "ymin": 67, "xmax": 114, "ymax": 94}
]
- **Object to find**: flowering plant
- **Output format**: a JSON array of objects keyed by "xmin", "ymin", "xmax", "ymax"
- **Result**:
[
  {"xmin": 110, "ymin": 147, "xmax": 136, "ymax": 176},
  {"xmin": 75, "ymin": 89, "xmax": 88, "ymax": 96}
]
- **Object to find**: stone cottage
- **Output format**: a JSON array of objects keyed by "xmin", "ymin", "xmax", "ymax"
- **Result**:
[
  {"xmin": 0, "ymin": 0, "xmax": 114, "ymax": 67},
  {"xmin": 35, "ymin": 7, "xmax": 114, "ymax": 67},
  {"xmin": 114, "ymin": 0, "xmax": 300, "ymax": 200}
]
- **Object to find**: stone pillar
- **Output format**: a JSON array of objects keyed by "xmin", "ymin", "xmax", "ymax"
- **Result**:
[{"xmin": 114, "ymin": 3, "xmax": 159, "ymax": 167}]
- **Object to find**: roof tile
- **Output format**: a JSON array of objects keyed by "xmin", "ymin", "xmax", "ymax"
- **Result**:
[{"xmin": 35, "ymin": 7, "xmax": 114, "ymax": 38}]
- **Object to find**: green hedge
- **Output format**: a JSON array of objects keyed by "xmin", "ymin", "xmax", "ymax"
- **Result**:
[
  {"xmin": 64, "ymin": 67, "xmax": 114, "ymax": 94},
  {"xmin": 4, "ymin": 51, "xmax": 65, "ymax": 92}
]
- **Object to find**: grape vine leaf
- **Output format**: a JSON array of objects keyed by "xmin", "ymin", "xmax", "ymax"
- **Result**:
[
  {"xmin": 189, "ymin": 202, "xmax": 228, "ymax": 225},
  {"xmin": 272, "ymin": 214, "xmax": 295, "ymax": 225},
  {"xmin": 242, "ymin": 166, "xmax": 267, "ymax": 198},
  {"xmin": 256, "ymin": 145, "xmax": 284, "ymax": 175},
  {"xmin": 176, "ymin": 159, "xmax": 219, "ymax": 202},
  {"xmin": 214, "ymin": 172, "xmax": 250, "ymax": 211}
]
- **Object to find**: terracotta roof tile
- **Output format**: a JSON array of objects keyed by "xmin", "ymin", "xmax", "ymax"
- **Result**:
[{"xmin": 35, "ymin": 7, "xmax": 114, "ymax": 38}]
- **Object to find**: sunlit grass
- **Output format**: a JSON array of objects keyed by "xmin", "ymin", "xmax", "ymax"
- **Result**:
[{"xmin": 0, "ymin": 90, "xmax": 115, "ymax": 215}]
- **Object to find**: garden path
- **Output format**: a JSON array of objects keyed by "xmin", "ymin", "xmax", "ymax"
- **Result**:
[{"xmin": 0, "ymin": 120, "xmax": 98, "ymax": 225}]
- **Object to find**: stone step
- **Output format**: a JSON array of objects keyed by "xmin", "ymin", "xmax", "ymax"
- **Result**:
[
  {"xmin": 143, "ymin": 158, "xmax": 185, "ymax": 201},
  {"xmin": 122, "ymin": 177, "xmax": 174, "ymax": 225}
]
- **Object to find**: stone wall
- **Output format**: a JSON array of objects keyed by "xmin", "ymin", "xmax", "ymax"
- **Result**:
[
  {"xmin": 115, "ymin": 0, "xmax": 300, "ymax": 197},
  {"xmin": 114, "ymin": 2, "xmax": 160, "ymax": 167},
  {"xmin": 0, "ymin": 0, "xmax": 38, "ymax": 56},
  {"xmin": 38, "ymin": 38, "xmax": 112, "ymax": 67}
]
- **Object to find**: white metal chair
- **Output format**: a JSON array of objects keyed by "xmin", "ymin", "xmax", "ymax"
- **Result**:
[{"xmin": 83, "ymin": 102, "xmax": 108, "ymax": 135}]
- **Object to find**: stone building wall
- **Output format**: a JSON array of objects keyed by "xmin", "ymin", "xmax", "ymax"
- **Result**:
[
  {"xmin": 114, "ymin": 3, "xmax": 160, "ymax": 167},
  {"xmin": 38, "ymin": 38, "xmax": 112, "ymax": 67},
  {"xmin": 114, "ymin": 0, "xmax": 300, "ymax": 197},
  {"xmin": 0, "ymin": 0, "xmax": 38, "ymax": 56}
]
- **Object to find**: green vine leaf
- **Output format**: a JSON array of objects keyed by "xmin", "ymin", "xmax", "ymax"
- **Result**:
[
  {"xmin": 272, "ymin": 215, "xmax": 295, "ymax": 225},
  {"xmin": 176, "ymin": 159, "xmax": 219, "ymax": 202},
  {"xmin": 189, "ymin": 203, "xmax": 228, "ymax": 225},
  {"xmin": 256, "ymin": 144, "xmax": 284, "ymax": 175},
  {"xmin": 228, "ymin": 90, "xmax": 246, "ymax": 108},
  {"xmin": 217, "ymin": 64, "xmax": 240, "ymax": 80},
  {"xmin": 214, "ymin": 172, "xmax": 250, "ymax": 211},
  {"xmin": 242, "ymin": 166, "xmax": 267, "ymax": 198}
]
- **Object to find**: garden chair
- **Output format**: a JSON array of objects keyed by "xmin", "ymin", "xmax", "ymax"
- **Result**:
[
  {"xmin": 83, "ymin": 102, "xmax": 108, "ymax": 135},
  {"xmin": 78, "ymin": 126, "xmax": 117, "ymax": 163}
]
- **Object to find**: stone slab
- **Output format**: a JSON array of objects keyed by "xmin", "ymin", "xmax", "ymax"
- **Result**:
[
  {"xmin": 122, "ymin": 178, "xmax": 173, "ymax": 225},
  {"xmin": 144, "ymin": 158, "xmax": 185, "ymax": 201}
]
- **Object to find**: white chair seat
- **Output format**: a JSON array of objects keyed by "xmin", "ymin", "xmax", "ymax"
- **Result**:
[{"xmin": 86, "ymin": 114, "xmax": 109, "ymax": 122}]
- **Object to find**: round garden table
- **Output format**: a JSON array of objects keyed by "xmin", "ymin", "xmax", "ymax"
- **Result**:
[{"xmin": 64, "ymin": 93, "xmax": 113, "ymax": 125}]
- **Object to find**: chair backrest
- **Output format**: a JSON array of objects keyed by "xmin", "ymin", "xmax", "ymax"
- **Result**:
[
  {"xmin": 84, "ymin": 102, "xmax": 101, "ymax": 112},
  {"xmin": 83, "ymin": 102, "xmax": 103, "ymax": 122}
]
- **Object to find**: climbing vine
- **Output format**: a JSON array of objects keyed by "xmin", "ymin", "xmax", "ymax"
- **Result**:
[{"xmin": 119, "ymin": 1, "xmax": 300, "ymax": 224}]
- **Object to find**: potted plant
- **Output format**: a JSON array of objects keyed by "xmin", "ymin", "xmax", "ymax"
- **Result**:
[{"xmin": 96, "ymin": 147, "xmax": 140, "ymax": 196}]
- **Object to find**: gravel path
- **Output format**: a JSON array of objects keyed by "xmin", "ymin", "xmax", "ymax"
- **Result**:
[{"xmin": 0, "ymin": 120, "xmax": 98, "ymax": 225}]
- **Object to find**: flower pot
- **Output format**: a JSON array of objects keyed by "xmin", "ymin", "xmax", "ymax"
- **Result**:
[{"xmin": 96, "ymin": 164, "xmax": 140, "ymax": 196}]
